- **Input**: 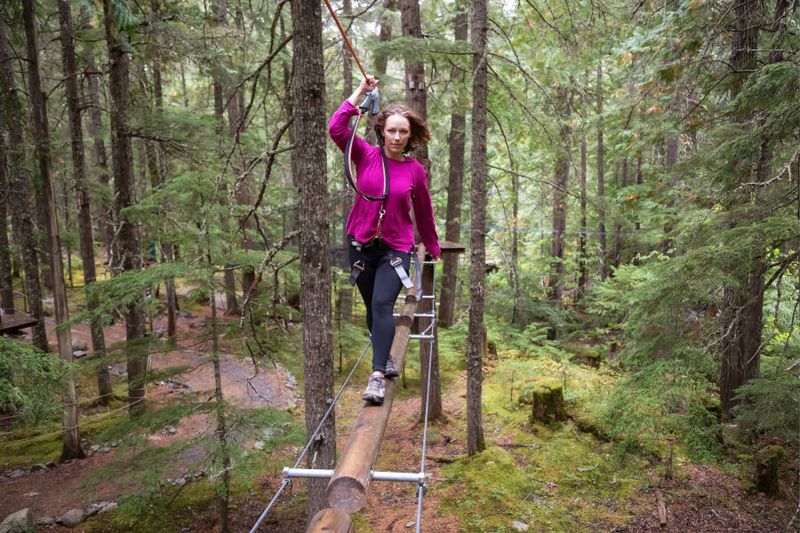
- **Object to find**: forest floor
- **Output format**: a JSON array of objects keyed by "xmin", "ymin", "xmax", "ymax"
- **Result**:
[{"xmin": 1, "ymin": 302, "xmax": 798, "ymax": 532}]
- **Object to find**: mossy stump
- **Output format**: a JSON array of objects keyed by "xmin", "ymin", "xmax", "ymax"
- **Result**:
[
  {"xmin": 755, "ymin": 445, "xmax": 784, "ymax": 496},
  {"xmin": 529, "ymin": 381, "xmax": 564, "ymax": 424}
]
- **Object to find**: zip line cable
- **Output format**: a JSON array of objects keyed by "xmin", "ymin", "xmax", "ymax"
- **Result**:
[{"xmin": 249, "ymin": 338, "xmax": 373, "ymax": 533}]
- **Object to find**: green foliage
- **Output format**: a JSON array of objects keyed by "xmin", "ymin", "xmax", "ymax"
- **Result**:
[
  {"xmin": 732, "ymin": 368, "xmax": 800, "ymax": 445},
  {"xmin": 0, "ymin": 337, "xmax": 71, "ymax": 426},
  {"xmin": 601, "ymin": 359, "xmax": 721, "ymax": 462}
]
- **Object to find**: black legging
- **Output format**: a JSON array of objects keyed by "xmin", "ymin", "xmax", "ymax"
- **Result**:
[{"xmin": 349, "ymin": 243, "xmax": 411, "ymax": 373}]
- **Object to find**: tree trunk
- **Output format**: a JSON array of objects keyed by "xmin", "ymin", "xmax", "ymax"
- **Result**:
[
  {"xmin": 104, "ymin": 0, "xmax": 146, "ymax": 417},
  {"xmin": 400, "ymin": 0, "xmax": 429, "ymax": 169},
  {"xmin": 719, "ymin": 0, "xmax": 775, "ymax": 420},
  {"xmin": 577, "ymin": 115, "xmax": 588, "ymax": 301},
  {"xmin": 59, "ymin": 0, "xmax": 112, "ymax": 404},
  {"xmin": 439, "ymin": 5, "xmax": 468, "ymax": 329},
  {"xmin": 612, "ymin": 158, "xmax": 628, "ymax": 269},
  {"xmin": 1, "ymin": 12, "xmax": 48, "ymax": 352},
  {"xmin": 148, "ymin": 0, "xmax": 177, "ymax": 339},
  {"xmin": 205, "ymin": 226, "xmax": 231, "ymax": 532},
  {"xmin": 0, "ymin": 133, "xmax": 15, "ymax": 315},
  {"xmin": 596, "ymin": 62, "xmax": 607, "ymax": 281},
  {"xmin": 548, "ymin": 86, "xmax": 570, "ymax": 322},
  {"xmin": 22, "ymin": 0, "xmax": 83, "ymax": 460},
  {"xmin": 80, "ymin": 7, "xmax": 114, "ymax": 264},
  {"xmin": 292, "ymin": 0, "xmax": 335, "ymax": 520},
  {"xmin": 466, "ymin": 0, "xmax": 488, "ymax": 456},
  {"xmin": 22, "ymin": 0, "xmax": 55, "ymax": 295},
  {"xmin": 336, "ymin": 0, "xmax": 353, "ymax": 324},
  {"xmin": 399, "ymin": 0, "xmax": 442, "ymax": 420}
]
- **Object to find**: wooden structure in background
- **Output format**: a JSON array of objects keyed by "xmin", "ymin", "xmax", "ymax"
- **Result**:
[{"xmin": 0, "ymin": 311, "xmax": 38, "ymax": 335}]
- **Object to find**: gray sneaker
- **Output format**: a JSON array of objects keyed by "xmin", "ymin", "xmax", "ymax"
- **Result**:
[
  {"xmin": 384, "ymin": 356, "xmax": 399, "ymax": 379},
  {"xmin": 363, "ymin": 375, "xmax": 385, "ymax": 405}
]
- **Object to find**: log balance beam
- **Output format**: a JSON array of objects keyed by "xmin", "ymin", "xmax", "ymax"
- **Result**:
[{"xmin": 306, "ymin": 244, "xmax": 427, "ymax": 532}]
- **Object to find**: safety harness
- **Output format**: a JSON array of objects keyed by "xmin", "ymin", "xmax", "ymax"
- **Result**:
[{"xmin": 346, "ymin": 91, "xmax": 412, "ymax": 290}]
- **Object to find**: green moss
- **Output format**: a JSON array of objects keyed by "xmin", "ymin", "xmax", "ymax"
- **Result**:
[{"xmin": 438, "ymin": 446, "xmax": 530, "ymax": 531}]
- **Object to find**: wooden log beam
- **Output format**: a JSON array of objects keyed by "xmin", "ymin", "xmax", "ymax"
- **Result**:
[
  {"xmin": 308, "ymin": 508, "xmax": 353, "ymax": 532},
  {"xmin": 323, "ymin": 245, "xmax": 426, "ymax": 515}
]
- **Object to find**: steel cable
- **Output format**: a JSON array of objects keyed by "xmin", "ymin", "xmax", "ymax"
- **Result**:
[{"xmin": 248, "ymin": 338, "xmax": 372, "ymax": 532}]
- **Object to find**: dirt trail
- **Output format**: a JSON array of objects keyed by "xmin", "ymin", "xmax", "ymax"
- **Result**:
[{"xmin": 1, "ymin": 307, "xmax": 297, "ymax": 529}]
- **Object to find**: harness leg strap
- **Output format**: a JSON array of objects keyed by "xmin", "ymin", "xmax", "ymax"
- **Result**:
[
  {"xmin": 390, "ymin": 256, "xmax": 413, "ymax": 289},
  {"xmin": 350, "ymin": 259, "xmax": 365, "ymax": 285}
]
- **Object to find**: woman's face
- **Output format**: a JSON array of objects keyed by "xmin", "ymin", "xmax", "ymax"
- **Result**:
[{"xmin": 382, "ymin": 114, "xmax": 411, "ymax": 159}]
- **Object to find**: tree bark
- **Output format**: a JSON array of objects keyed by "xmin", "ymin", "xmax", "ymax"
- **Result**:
[
  {"xmin": 466, "ymin": 0, "xmax": 488, "ymax": 456},
  {"xmin": 22, "ymin": 0, "xmax": 55, "ymax": 295},
  {"xmin": 399, "ymin": 0, "xmax": 442, "ymax": 420},
  {"xmin": 59, "ymin": 0, "xmax": 112, "ymax": 404},
  {"xmin": 1, "ymin": 10, "xmax": 48, "ymax": 352},
  {"xmin": 718, "ymin": 0, "xmax": 775, "ymax": 420},
  {"xmin": 104, "ymin": 0, "xmax": 146, "ymax": 417},
  {"xmin": 292, "ymin": 0, "xmax": 335, "ymax": 520},
  {"xmin": 548, "ymin": 86, "xmax": 570, "ymax": 320},
  {"xmin": 577, "ymin": 109, "xmax": 588, "ymax": 301},
  {"xmin": 596, "ymin": 61, "xmax": 607, "ymax": 281},
  {"xmin": 400, "ymin": 0, "xmax": 429, "ymax": 169},
  {"xmin": 612, "ymin": 158, "xmax": 628, "ymax": 269},
  {"xmin": 336, "ymin": 0, "xmax": 353, "ymax": 324},
  {"xmin": 80, "ymin": 7, "xmax": 114, "ymax": 263},
  {"xmin": 23, "ymin": 0, "xmax": 83, "ymax": 460},
  {"xmin": 0, "ymin": 133, "xmax": 14, "ymax": 315},
  {"xmin": 148, "ymin": 0, "xmax": 177, "ymax": 339},
  {"xmin": 439, "ymin": 5, "xmax": 468, "ymax": 329}
]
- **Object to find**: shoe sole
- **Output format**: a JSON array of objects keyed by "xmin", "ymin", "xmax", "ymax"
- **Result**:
[{"xmin": 363, "ymin": 394, "xmax": 384, "ymax": 405}]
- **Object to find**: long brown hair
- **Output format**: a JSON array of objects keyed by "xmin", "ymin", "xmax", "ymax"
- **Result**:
[{"xmin": 373, "ymin": 104, "xmax": 431, "ymax": 154}]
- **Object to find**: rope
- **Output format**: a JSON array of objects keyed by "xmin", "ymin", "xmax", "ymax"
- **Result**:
[
  {"xmin": 322, "ymin": 0, "xmax": 368, "ymax": 80},
  {"xmin": 0, "ymin": 398, "xmax": 146, "ymax": 446},
  {"xmin": 248, "ymin": 338, "xmax": 373, "ymax": 533},
  {"xmin": 416, "ymin": 259, "xmax": 436, "ymax": 533}
]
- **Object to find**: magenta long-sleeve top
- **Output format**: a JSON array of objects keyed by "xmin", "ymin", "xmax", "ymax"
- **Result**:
[{"xmin": 329, "ymin": 100, "xmax": 441, "ymax": 258}]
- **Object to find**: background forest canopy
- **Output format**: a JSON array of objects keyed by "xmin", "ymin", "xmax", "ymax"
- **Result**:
[{"xmin": 0, "ymin": 0, "xmax": 798, "ymax": 530}]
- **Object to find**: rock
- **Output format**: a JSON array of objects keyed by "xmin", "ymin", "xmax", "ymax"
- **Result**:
[
  {"xmin": 36, "ymin": 517, "xmax": 55, "ymax": 526},
  {"xmin": 262, "ymin": 427, "xmax": 275, "ymax": 440},
  {"xmin": 110, "ymin": 441, "xmax": 119, "ymax": 448},
  {"xmin": 1, "ymin": 508, "xmax": 32, "ymax": 533},
  {"xmin": 164, "ymin": 425, "xmax": 177, "ymax": 435},
  {"xmin": 86, "ymin": 501, "xmax": 114, "ymax": 516},
  {"xmin": 405, "ymin": 521, "xmax": 416, "ymax": 528},
  {"xmin": 99, "ymin": 446, "xmax": 111, "ymax": 453},
  {"xmin": 30, "ymin": 463, "xmax": 47, "ymax": 471},
  {"xmin": 72, "ymin": 339, "xmax": 88, "ymax": 351},
  {"xmin": 98, "ymin": 502, "xmax": 117, "ymax": 514},
  {"xmin": 176, "ymin": 311, "xmax": 194, "ymax": 319},
  {"xmin": 72, "ymin": 350, "xmax": 88, "ymax": 358},
  {"xmin": 22, "ymin": 492, "xmax": 39, "ymax": 497},
  {"xmin": 253, "ymin": 440, "xmax": 265, "ymax": 451},
  {"xmin": 511, "ymin": 521, "xmax": 530, "ymax": 531},
  {"xmin": 90, "ymin": 444, "xmax": 100, "ymax": 453},
  {"xmin": 57, "ymin": 509, "xmax": 86, "ymax": 528},
  {"xmin": 7, "ymin": 470, "xmax": 26, "ymax": 480},
  {"xmin": 189, "ymin": 321, "xmax": 206, "ymax": 329},
  {"xmin": 151, "ymin": 327, "xmax": 166, "ymax": 338},
  {"xmin": 45, "ymin": 461, "xmax": 56, "ymax": 468}
]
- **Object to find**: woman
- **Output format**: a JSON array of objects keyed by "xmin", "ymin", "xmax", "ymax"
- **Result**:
[{"xmin": 329, "ymin": 76, "xmax": 441, "ymax": 405}]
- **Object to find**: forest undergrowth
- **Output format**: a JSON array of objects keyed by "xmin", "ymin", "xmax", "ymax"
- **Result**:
[{"xmin": 3, "ymin": 291, "xmax": 797, "ymax": 532}]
